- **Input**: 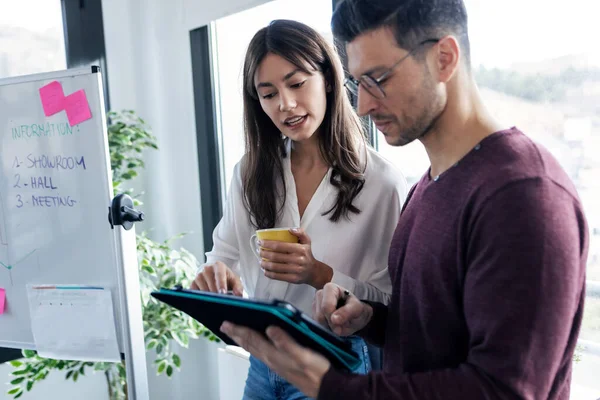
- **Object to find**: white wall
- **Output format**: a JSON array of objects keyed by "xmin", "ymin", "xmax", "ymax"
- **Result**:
[
  {"xmin": 100, "ymin": 0, "xmax": 273, "ymax": 256},
  {"xmin": 101, "ymin": 0, "xmax": 202, "ymax": 256},
  {"xmin": 99, "ymin": 0, "xmax": 272, "ymax": 399},
  {"xmin": 145, "ymin": 339, "xmax": 223, "ymax": 400},
  {"xmin": 182, "ymin": 0, "xmax": 276, "ymax": 31},
  {"xmin": 0, "ymin": 362, "xmax": 108, "ymax": 400}
]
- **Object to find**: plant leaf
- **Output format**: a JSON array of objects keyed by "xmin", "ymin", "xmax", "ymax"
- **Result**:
[
  {"xmin": 118, "ymin": 363, "xmax": 126, "ymax": 378},
  {"xmin": 156, "ymin": 360, "xmax": 167, "ymax": 375},
  {"xmin": 10, "ymin": 377, "xmax": 25, "ymax": 385},
  {"xmin": 172, "ymin": 354, "xmax": 181, "ymax": 368},
  {"xmin": 146, "ymin": 339, "xmax": 158, "ymax": 350},
  {"xmin": 22, "ymin": 350, "xmax": 36, "ymax": 358},
  {"xmin": 10, "ymin": 369, "xmax": 28, "ymax": 376}
]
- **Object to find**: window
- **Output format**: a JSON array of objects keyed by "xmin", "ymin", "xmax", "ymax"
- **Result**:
[
  {"xmin": 0, "ymin": 0, "xmax": 66, "ymax": 79},
  {"xmin": 211, "ymin": 1, "xmax": 598, "ymax": 396},
  {"xmin": 211, "ymin": 0, "xmax": 334, "ymax": 190},
  {"xmin": 375, "ymin": 0, "xmax": 600, "ymax": 397}
]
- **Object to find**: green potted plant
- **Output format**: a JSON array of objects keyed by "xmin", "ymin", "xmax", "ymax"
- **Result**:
[{"xmin": 7, "ymin": 110, "xmax": 219, "ymax": 400}]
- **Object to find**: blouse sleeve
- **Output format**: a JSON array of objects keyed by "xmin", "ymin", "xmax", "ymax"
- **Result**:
[
  {"xmin": 196, "ymin": 162, "xmax": 244, "ymax": 276},
  {"xmin": 331, "ymin": 164, "xmax": 408, "ymax": 304}
]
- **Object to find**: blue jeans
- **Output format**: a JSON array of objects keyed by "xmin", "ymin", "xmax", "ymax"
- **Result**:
[{"xmin": 242, "ymin": 336, "xmax": 371, "ymax": 400}]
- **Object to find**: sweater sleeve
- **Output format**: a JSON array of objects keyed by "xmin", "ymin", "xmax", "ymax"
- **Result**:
[
  {"xmin": 318, "ymin": 178, "xmax": 588, "ymax": 400},
  {"xmin": 355, "ymin": 301, "xmax": 388, "ymax": 347}
]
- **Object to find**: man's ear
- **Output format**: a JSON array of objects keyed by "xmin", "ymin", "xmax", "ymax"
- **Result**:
[{"xmin": 434, "ymin": 35, "xmax": 461, "ymax": 83}]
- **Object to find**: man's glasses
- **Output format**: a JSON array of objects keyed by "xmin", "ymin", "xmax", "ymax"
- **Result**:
[{"xmin": 344, "ymin": 39, "xmax": 440, "ymax": 100}]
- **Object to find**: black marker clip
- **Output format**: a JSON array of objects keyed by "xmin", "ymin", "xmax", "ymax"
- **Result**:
[{"xmin": 108, "ymin": 193, "xmax": 144, "ymax": 230}]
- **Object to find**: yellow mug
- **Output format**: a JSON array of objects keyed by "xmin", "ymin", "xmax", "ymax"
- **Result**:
[{"xmin": 249, "ymin": 227, "xmax": 299, "ymax": 261}]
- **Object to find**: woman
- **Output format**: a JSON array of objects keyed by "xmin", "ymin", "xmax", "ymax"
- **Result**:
[{"xmin": 192, "ymin": 20, "xmax": 407, "ymax": 400}]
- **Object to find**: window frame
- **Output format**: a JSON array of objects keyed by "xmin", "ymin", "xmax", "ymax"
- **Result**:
[{"xmin": 190, "ymin": 24, "xmax": 224, "ymax": 254}]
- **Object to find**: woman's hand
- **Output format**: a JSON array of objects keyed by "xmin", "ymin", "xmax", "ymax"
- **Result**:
[
  {"xmin": 259, "ymin": 228, "xmax": 333, "ymax": 289},
  {"xmin": 191, "ymin": 261, "xmax": 244, "ymax": 296}
]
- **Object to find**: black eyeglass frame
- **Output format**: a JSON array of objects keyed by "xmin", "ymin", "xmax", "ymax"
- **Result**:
[{"xmin": 344, "ymin": 38, "xmax": 440, "ymax": 99}]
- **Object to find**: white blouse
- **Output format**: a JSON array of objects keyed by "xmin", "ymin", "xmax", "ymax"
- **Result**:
[{"xmin": 199, "ymin": 142, "xmax": 408, "ymax": 315}]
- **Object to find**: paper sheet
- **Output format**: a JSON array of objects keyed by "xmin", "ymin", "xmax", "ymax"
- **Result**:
[
  {"xmin": 39, "ymin": 81, "xmax": 65, "ymax": 116},
  {"xmin": 26, "ymin": 285, "xmax": 120, "ymax": 362},
  {"xmin": 65, "ymin": 89, "xmax": 92, "ymax": 126},
  {"xmin": 38, "ymin": 81, "xmax": 92, "ymax": 126},
  {"xmin": 0, "ymin": 288, "xmax": 5, "ymax": 314}
]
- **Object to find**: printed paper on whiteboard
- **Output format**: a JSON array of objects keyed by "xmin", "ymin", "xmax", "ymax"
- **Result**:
[{"xmin": 26, "ymin": 285, "xmax": 120, "ymax": 362}]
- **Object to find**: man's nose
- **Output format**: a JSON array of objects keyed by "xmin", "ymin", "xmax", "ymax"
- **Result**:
[{"xmin": 357, "ymin": 84, "xmax": 381, "ymax": 117}]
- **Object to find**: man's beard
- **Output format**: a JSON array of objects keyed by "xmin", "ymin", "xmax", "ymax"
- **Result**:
[{"xmin": 392, "ymin": 74, "xmax": 445, "ymax": 147}]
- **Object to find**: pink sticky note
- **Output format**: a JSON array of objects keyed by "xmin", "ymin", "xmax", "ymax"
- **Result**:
[
  {"xmin": 39, "ymin": 81, "xmax": 66, "ymax": 116},
  {"xmin": 65, "ymin": 89, "xmax": 92, "ymax": 126},
  {"xmin": 0, "ymin": 288, "xmax": 5, "ymax": 315}
]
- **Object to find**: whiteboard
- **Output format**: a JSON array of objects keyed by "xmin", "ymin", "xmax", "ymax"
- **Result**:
[
  {"xmin": 0, "ymin": 67, "xmax": 145, "ymax": 363},
  {"xmin": 0, "ymin": 67, "xmax": 149, "ymax": 398}
]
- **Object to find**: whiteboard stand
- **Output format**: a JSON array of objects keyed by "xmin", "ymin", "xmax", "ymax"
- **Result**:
[
  {"xmin": 0, "ymin": 66, "xmax": 150, "ymax": 399},
  {"xmin": 114, "ymin": 224, "xmax": 149, "ymax": 400}
]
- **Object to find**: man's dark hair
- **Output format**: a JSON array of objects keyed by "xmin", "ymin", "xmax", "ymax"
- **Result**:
[{"xmin": 332, "ymin": 0, "xmax": 471, "ymax": 65}]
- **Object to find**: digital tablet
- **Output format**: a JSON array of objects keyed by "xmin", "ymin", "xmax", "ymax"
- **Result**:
[{"xmin": 151, "ymin": 287, "xmax": 361, "ymax": 371}]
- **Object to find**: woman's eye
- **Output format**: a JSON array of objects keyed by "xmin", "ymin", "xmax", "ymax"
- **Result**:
[
  {"xmin": 290, "ymin": 81, "xmax": 306, "ymax": 89},
  {"xmin": 262, "ymin": 92, "xmax": 276, "ymax": 99}
]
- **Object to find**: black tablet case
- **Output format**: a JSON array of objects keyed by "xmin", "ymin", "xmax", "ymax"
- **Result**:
[{"xmin": 151, "ymin": 287, "xmax": 361, "ymax": 371}]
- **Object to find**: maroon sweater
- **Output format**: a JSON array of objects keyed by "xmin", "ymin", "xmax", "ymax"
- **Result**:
[{"xmin": 319, "ymin": 129, "xmax": 588, "ymax": 399}]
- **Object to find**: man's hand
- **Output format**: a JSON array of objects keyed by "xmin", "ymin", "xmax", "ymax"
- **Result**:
[
  {"xmin": 191, "ymin": 261, "xmax": 244, "ymax": 296},
  {"xmin": 313, "ymin": 283, "xmax": 373, "ymax": 336},
  {"xmin": 259, "ymin": 228, "xmax": 333, "ymax": 289},
  {"xmin": 220, "ymin": 322, "xmax": 331, "ymax": 398}
]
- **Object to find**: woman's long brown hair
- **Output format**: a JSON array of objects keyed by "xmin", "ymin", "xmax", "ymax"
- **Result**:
[{"xmin": 242, "ymin": 19, "xmax": 366, "ymax": 229}]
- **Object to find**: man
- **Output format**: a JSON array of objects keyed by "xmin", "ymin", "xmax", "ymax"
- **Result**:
[{"xmin": 221, "ymin": 0, "xmax": 589, "ymax": 398}]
